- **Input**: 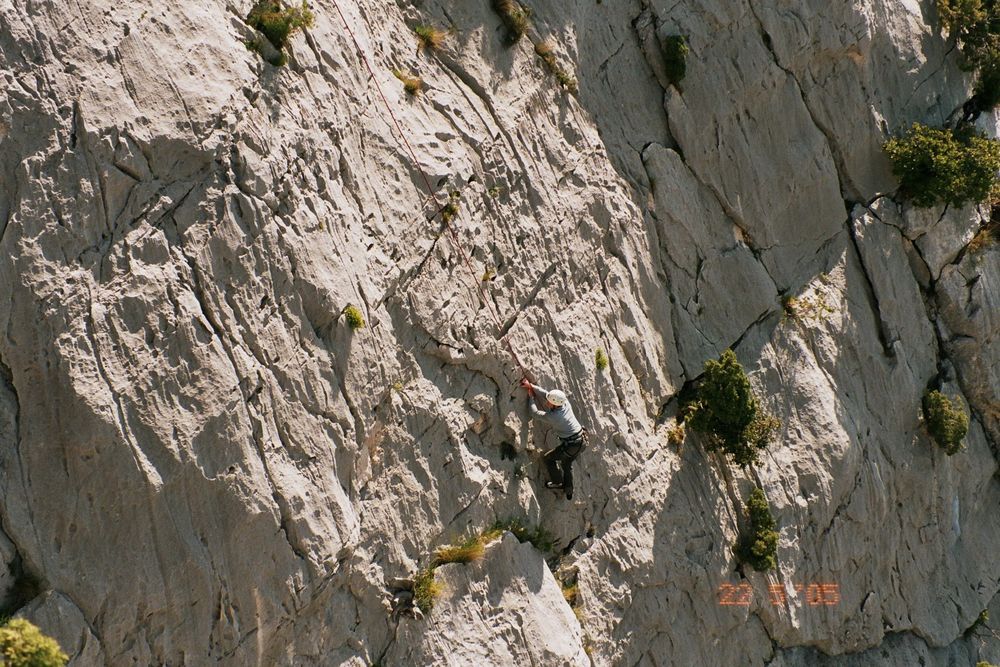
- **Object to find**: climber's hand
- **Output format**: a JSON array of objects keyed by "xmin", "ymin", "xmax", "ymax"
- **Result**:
[{"xmin": 520, "ymin": 378, "xmax": 533, "ymax": 393}]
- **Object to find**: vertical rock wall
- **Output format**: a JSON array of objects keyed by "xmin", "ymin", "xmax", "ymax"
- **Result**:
[{"xmin": 0, "ymin": 0, "xmax": 997, "ymax": 664}]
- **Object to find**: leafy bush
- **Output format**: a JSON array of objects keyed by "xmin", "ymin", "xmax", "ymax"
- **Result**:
[
  {"xmin": 343, "ymin": 304, "xmax": 365, "ymax": 330},
  {"xmin": 493, "ymin": 0, "xmax": 530, "ymax": 44},
  {"xmin": 415, "ymin": 25, "xmax": 447, "ymax": 51},
  {"xmin": 247, "ymin": 1, "xmax": 314, "ymax": 51},
  {"xmin": 923, "ymin": 390, "xmax": 969, "ymax": 454},
  {"xmin": 663, "ymin": 35, "xmax": 689, "ymax": 85},
  {"xmin": 937, "ymin": 0, "xmax": 999, "ymax": 68},
  {"xmin": 883, "ymin": 123, "xmax": 1000, "ymax": 208},
  {"xmin": 683, "ymin": 349, "xmax": 780, "ymax": 467},
  {"xmin": 392, "ymin": 69, "xmax": 423, "ymax": 95},
  {"xmin": 412, "ymin": 568, "xmax": 442, "ymax": 614},
  {"xmin": 595, "ymin": 348, "xmax": 609, "ymax": 371},
  {"xmin": 735, "ymin": 487, "xmax": 779, "ymax": 572},
  {"xmin": 967, "ymin": 46, "xmax": 1000, "ymax": 116},
  {"xmin": 0, "ymin": 619, "xmax": 68, "ymax": 667},
  {"xmin": 938, "ymin": 0, "xmax": 989, "ymax": 36}
]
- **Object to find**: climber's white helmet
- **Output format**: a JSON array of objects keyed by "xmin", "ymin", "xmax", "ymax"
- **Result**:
[{"xmin": 547, "ymin": 390, "xmax": 567, "ymax": 407}]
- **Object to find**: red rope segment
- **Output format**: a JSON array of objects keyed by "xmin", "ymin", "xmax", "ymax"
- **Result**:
[{"xmin": 328, "ymin": 0, "xmax": 532, "ymax": 381}]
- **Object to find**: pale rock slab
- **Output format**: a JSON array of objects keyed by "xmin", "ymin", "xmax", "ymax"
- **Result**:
[{"xmin": 385, "ymin": 533, "xmax": 589, "ymax": 666}]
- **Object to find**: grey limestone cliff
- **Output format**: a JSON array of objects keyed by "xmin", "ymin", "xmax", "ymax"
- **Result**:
[{"xmin": 0, "ymin": 0, "xmax": 998, "ymax": 665}]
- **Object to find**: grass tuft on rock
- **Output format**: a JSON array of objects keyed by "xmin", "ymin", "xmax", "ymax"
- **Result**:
[
  {"xmin": 343, "ymin": 304, "xmax": 365, "ymax": 330},
  {"xmin": 682, "ymin": 349, "xmax": 780, "ymax": 467},
  {"xmin": 922, "ymin": 390, "xmax": 969, "ymax": 455},
  {"xmin": 392, "ymin": 69, "xmax": 423, "ymax": 95},
  {"xmin": 247, "ymin": 0, "xmax": 314, "ymax": 57},
  {"xmin": 493, "ymin": 0, "xmax": 530, "ymax": 44},
  {"xmin": 412, "ymin": 568, "xmax": 443, "ymax": 614},
  {"xmin": 595, "ymin": 348, "xmax": 609, "ymax": 371},
  {"xmin": 0, "ymin": 618, "xmax": 68, "ymax": 667},
  {"xmin": 534, "ymin": 38, "xmax": 578, "ymax": 92},
  {"xmin": 734, "ymin": 487, "xmax": 779, "ymax": 572},
  {"xmin": 415, "ymin": 25, "xmax": 447, "ymax": 51},
  {"xmin": 967, "ymin": 215, "xmax": 999, "ymax": 253},
  {"xmin": 440, "ymin": 190, "xmax": 461, "ymax": 223},
  {"xmin": 433, "ymin": 534, "xmax": 486, "ymax": 565},
  {"xmin": 666, "ymin": 422, "xmax": 685, "ymax": 448}
]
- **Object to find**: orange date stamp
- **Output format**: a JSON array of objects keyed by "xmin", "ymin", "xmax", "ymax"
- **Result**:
[{"xmin": 717, "ymin": 582, "xmax": 840, "ymax": 606}]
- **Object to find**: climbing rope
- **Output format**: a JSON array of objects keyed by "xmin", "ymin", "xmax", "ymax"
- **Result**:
[{"xmin": 329, "ymin": 0, "xmax": 532, "ymax": 382}]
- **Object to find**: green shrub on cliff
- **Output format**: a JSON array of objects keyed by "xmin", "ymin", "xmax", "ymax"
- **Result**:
[
  {"xmin": 683, "ymin": 349, "xmax": 780, "ymax": 467},
  {"xmin": 246, "ymin": 0, "xmax": 313, "ymax": 65},
  {"xmin": 923, "ymin": 390, "xmax": 969, "ymax": 454},
  {"xmin": 883, "ymin": 123, "xmax": 1000, "ymax": 207},
  {"xmin": 663, "ymin": 35, "xmax": 688, "ymax": 85},
  {"xmin": 735, "ymin": 487, "xmax": 779, "ymax": 572},
  {"xmin": 595, "ymin": 348, "xmax": 609, "ymax": 371},
  {"xmin": 937, "ymin": 0, "xmax": 998, "ymax": 68},
  {"xmin": 343, "ymin": 304, "xmax": 365, "ymax": 330},
  {"xmin": 247, "ymin": 1, "xmax": 314, "ymax": 50},
  {"xmin": 0, "ymin": 619, "xmax": 68, "ymax": 667}
]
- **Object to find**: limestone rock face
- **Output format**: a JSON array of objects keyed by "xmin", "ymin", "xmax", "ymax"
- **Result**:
[
  {"xmin": 385, "ymin": 533, "xmax": 590, "ymax": 666},
  {"xmin": 0, "ymin": 0, "xmax": 997, "ymax": 665}
]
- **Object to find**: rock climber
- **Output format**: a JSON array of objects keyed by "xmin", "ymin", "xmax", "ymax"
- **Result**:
[{"xmin": 520, "ymin": 378, "xmax": 588, "ymax": 500}]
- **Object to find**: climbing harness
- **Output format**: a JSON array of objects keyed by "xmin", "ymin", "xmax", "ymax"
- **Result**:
[{"xmin": 329, "ymin": 0, "xmax": 532, "ymax": 383}]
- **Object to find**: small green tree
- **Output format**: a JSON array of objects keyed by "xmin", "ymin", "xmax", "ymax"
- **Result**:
[
  {"xmin": 735, "ymin": 487, "xmax": 779, "ymax": 572},
  {"xmin": 937, "ymin": 0, "xmax": 999, "ymax": 68},
  {"xmin": 938, "ymin": 0, "xmax": 988, "ymax": 38},
  {"xmin": 923, "ymin": 390, "xmax": 969, "ymax": 454},
  {"xmin": 0, "ymin": 619, "xmax": 68, "ymax": 667},
  {"xmin": 883, "ymin": 123, "xmax": 1000, "ymax": 207},
  {"xmin": 595, "ymin": 348, "xmax": 609, "ymax": 371},
  {"xmin": 683, "ymin": 349, "xmax": 780, "ymax": 467},
  {"xmin": 663, "ymin": 35, "xmax": 689, "ymax": 85}
]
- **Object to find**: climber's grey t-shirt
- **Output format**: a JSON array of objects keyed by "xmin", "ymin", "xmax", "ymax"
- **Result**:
[{"xmin": 528, "ymin": 385, "xmax": 583, "ymax": 439}]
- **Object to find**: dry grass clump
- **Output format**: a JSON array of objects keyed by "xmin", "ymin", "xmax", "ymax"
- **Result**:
[
  {"xmin": 534, "ymin": 38, "xmax": 578, "ymax": 92},
  {"xmin": 392, "ymin": 69, "xmax": 423, "ymax": 95},
  {"xmin": 440, "ymin": 190, "xmax": 461, "ymax": 223},
  {"xmin": 433, "ymin": 535, "xmax": 487, "ymax": 565},
  {"xmin": 967, "ymin": 216, "xmax": 999, "ymax": 253},
  {"xmin": 415, "ymin": 25, "xmax": 447, "ymax": 51},
  {"xmin": 666, "ymin": 422, "xmax": 685, "ymax": 448},
  {"xmin": 412, "ymin": 568, "xmax": 443, "ymax": 613},
  {"xmin": 493, "ymin": 0, "xmax": 530, "ymax": 44}
]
